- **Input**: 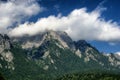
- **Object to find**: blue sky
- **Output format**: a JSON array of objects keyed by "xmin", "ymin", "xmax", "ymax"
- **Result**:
[
  {"xmin": 34, "ymin": 0, "xmax": 120, "ymax": 53},
  {"xmin": 0, "ymin": 0, "xmax": 120, "ymax": 53},
  {"xmin": 30, "ymin": 0, "xmax": 120, "ymax": 23}
]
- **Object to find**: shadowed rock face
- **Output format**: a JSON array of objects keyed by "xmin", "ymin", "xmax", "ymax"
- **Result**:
[
  {"xmin": 0, "ymin": 34, "xmax": 12, "ymax": 52},
  {"xmin": 0, "ymin": 34, "xmax": 12, "ymax": 56},
  {"xmin": 74, "ymin": 40, "xmax": 99, "ymax": 53}
]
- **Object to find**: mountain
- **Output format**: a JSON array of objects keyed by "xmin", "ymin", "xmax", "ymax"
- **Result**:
[
  {"xmin": 103, "ymin": 53, "xmax": 120, "ymax": 68},
  {"xmin": 0, "ymin": 30, "xmax": 120, "ymax": 80}
]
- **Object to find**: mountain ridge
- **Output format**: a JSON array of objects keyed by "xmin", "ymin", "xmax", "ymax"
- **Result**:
[{"xmin": 0, "ymin": 30, "xmax": 120, "ymax": 80}]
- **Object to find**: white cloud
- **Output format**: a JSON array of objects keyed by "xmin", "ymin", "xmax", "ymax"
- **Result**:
[
  {"xmin": 9, "ymin": 8, "xmax": 120, "ymax": 42},
  {"xmin": 0, "ymin": 0, "xmax": 42, "ymax": 33},
  {"xmin": 115, "ymin": 52, "xmax": 120, "ymax": 56}
]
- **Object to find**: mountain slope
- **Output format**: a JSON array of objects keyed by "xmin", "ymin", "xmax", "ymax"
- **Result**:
[{"xmin": 0, "ymin": 31, "xmax": 120, "ymax": 80}]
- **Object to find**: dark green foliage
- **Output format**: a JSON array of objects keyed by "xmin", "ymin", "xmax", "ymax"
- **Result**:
[
  {"xmin": 56, "ymin": 72, "xmax": 120, "ymax": 80},
  {"xmin": 0, "ymin": 73, "xmax": 5, "ymax": 80}
]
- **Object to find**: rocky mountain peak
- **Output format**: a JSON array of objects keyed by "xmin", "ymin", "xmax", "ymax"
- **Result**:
[
  {"xmin": 13, "ymin": 30, "xmax": 75, "ymax": 49},
  {"xmin": 42, "ymin": 30, "xmax": 75, "ymax": 49}
]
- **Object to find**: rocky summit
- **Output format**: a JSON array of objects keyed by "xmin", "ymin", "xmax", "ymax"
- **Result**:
[{"xmin": 0, "ymin": 30, "xmax": 120, "ymax": 80}]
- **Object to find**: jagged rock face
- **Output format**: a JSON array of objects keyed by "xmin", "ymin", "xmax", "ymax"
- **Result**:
[
  {"xmin": 12, "ymin": 30, "xmax": 75, "ymax": 50},
  {"xmin": 0, "ymin": 34, "xmax": 14, "ymax": 70},
  {"xmin": 57, "ymin": 31, "xmax": 75, "ymax": 50},
  {"xmin": 103, "ymin": 53, "xmax": 120, "ymax": 67},
  {"xmin": 0, "ymin": 34, "xmax": 12, "ymax": 52},
  {"xmin": 74, "ymin": 40, "xmax": 101, "ymax": 62}
]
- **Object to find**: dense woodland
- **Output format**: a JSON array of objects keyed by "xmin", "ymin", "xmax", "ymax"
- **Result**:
[
  {"xmin": 0, "ymin": 73, "xmax": 5, "ymax": 80},
  {"xmin": 56, "ymin": 72, "xmax": 120, "ymax": 80}
]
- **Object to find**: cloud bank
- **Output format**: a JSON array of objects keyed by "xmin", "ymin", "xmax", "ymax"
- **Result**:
[
  {"xmin": 115, "ymin": 52, "xmax": 120, "ymax": 56},
  {"xmin": 9, "ymin": 8, "xmax": 120, "ymax": 42},
  {"xmin": 0, "ymin": 0, "xmax": 42, "ymax": 33}
]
